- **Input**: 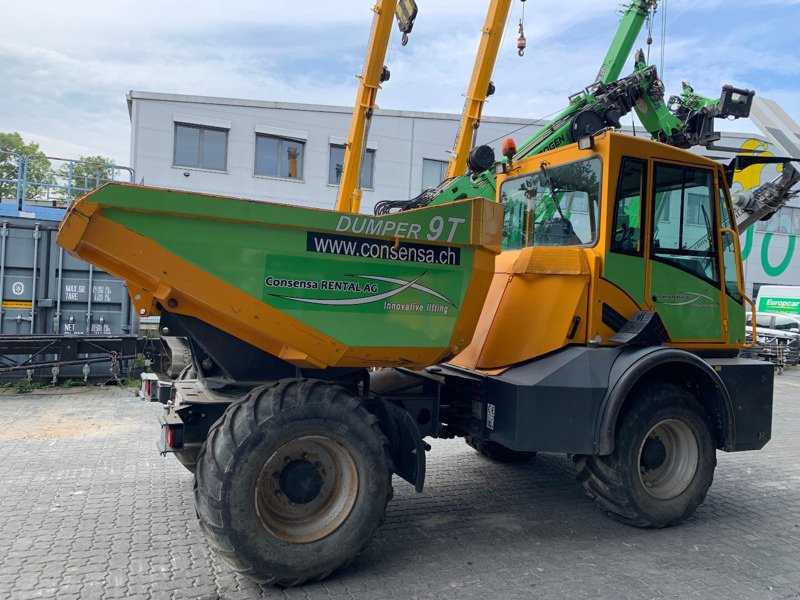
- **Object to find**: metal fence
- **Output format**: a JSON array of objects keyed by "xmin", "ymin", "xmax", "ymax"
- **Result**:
[
  {"xmin": 0, "ymin": 150, "xmax": 135, "ymax": 221},
  {"xmin": 0, "ymin": 150, "xmax": 142, "ymax": 380}
]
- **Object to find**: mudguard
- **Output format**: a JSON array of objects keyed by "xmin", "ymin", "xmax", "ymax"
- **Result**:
[{"xmin": 596, "ymin": 347, "xmax": 736, "ymax": 454}]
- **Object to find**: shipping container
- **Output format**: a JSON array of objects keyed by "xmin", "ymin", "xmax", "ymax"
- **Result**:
[{"xmin": 0, "ymin": 216, "xmax": 139, "ymax": 381}]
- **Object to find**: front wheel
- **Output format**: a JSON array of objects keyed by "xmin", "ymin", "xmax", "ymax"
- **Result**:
[
  {"xmin": 575, "ymin": 384, "xmax": 716, "ymax": 528},
  {"xmin": 194, "ymin": 379, "xmax": 392, "ymax": 586}
]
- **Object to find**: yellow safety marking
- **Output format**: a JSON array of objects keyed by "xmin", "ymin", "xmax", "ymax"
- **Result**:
[{"xmin": 2, "ymin": 301, "xmax": 32, "ymax": 309}]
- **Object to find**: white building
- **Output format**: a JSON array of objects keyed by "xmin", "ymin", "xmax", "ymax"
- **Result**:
[
  {"xmin": 126, "ymin": 91, "xmax": 800, "ymax": 296},
  {"xmin": 127, "ymin": 91, "xmax": 560, "ymax": 213}
]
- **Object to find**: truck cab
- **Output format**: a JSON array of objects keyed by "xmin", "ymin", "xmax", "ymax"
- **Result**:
[{"xmin": 451, "ymin": 130, "xmax": 750, "ymax": 372}]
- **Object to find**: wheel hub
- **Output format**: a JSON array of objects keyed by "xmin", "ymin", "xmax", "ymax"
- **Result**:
[
  {"xmin": 638, "ymin": 418, "xmax": 699, "ymax": 501},
  {"xmin": 255, "ymin": 435, "xmax": 359, "ymax": 544},
  {"xmin": 641, "ymin": 436, "xmax": 667, "ymax": 470},
  {"xmin": 279, "ymin": 459, "xmax": 324, "ymax": 504}
]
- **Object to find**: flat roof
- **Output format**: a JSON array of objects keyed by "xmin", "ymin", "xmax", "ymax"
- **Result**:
[
  {"xmin": 127, "ymin": 90, "xmax": 544, "ymax": 126},
  {"xmin": 126, "ymin": 90, "xmax": 763, "ymax": 143}
]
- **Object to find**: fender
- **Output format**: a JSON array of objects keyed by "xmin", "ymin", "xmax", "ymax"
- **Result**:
[
  {"xmin": 595, "ymin": 347, "xmax": 736, "ymax": 454},
  {"xmin": 368, "ymin": 394, "xmax": 427, "ymax": 492}
]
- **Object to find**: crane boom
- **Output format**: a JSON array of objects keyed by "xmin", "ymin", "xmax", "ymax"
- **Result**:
[
  {"xmin": 411, "ymin": 0, "xmax": 755, "ymax": 217},
  {"xmin": 595, "ymin": 0, "xmax": 654, "ymax": 84},
  {"xmin": 421, "ymin": 0, "xmax": 661, "ymax": 209},
  {"xmin": 335, "ymin": 0, "xmax": 405, "ymax": 214},
  {"xmin": 445, "ymin": 0, "xmax": 512, "ymax": 179}
]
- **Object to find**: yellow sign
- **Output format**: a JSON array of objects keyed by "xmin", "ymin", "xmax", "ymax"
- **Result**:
[{"xmin": 2, "ymin": 301, "xmax": 32, "ymax": 309}]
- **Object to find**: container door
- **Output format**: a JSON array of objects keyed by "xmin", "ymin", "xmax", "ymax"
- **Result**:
[{"xmin": 0, "ymin": 223, "xmax": 46, "ymax": 335}]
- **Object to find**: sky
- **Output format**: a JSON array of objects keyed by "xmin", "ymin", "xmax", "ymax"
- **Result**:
[{"xmin": 2, "ymin": 0, "xmax": 799, "ymax": 166}]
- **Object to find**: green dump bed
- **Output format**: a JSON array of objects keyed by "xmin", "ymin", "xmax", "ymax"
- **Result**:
[{"xmin": 57, "ymin": 184, "xmax": 502, "ymax": 369}]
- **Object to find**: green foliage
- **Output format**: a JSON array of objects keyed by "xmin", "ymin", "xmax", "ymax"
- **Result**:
[
  {"xmin": 14, "ymin": 379, "xmax": 43, "ymax": 394},
  {"xmin": 58, "ymin": 155, "xmax": 116, "ymax": 199},
  {"xmin": 0, "ymin": 132, "xmax": 52, "ymax": 200}
]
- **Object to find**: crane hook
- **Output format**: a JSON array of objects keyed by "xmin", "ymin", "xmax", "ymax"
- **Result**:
[
  {"xmin": 517, "ymin": 0, "xmax": 527, "ymax": 57},
  {"xmin": 517, "ymin": 21, "xmax": 527, "ymax": 57}
]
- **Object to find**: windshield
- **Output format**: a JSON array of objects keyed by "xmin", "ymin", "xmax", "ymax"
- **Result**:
[{"xmin": 500, "ymin": 157, "xmax": 602, "ymax": 250}]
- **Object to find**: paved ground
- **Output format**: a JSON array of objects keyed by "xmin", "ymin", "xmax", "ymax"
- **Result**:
[{"xmin": 0, "ymin": 370, "xmax": 799, "ymax": 600}]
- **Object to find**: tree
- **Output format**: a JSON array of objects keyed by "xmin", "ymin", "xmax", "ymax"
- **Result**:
[
  {"xmin": 0, "ymin": 132, "xmax": 51, "ymax": 201},
  {"xmin": 58, "ymin": 155, "xmax": 117, "ymax": 199}
]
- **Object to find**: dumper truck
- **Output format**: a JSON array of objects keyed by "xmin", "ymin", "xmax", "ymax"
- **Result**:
[
  {"xmin": 58, "ymin": 129, "xmax": 776, "ymax": 585},
  {"xmin": 55, "ymin": 0, "xmax": 800, "ymax": 586}
]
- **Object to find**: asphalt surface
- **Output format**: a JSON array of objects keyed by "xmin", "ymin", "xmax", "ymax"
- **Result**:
[{"xmin": 0, "ymin": 369, "xmax": 799, "ymax": 600}]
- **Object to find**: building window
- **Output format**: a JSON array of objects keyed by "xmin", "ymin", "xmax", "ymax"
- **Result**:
[
  {"xmin": 173, "ymin": 123, "xmax": 228, "ymax": 171},
  {"xmin": 422, "ymin": 159, "xmax": 448, "ymax": 191},
  {"xmin": 255, "ymin": 135, "xmax": 305, "ymax": 180},
  {"xmin": 328, "ymin": 145, "xmax": 375, "ymax": 189}
]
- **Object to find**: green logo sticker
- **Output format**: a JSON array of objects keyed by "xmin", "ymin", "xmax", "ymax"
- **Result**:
[{"xmin": 758, "ymin": 297, "xmax": 800, "ymax": 314}]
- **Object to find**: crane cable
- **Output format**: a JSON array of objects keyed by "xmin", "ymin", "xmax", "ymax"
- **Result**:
[
  {"xmin": 646, "ymin": 2, "xmax": 657, "ymax": 65},
  {"xmin": 517, "ymin": 0, "xmax": 527, "ymax": 56},
  {"xmin": 659, "ymin": 0, "xmax": 668, "ymax": 79},
  {"xmin": 498, "ymin": 0, "xmax": 517, "ymax": 59}
]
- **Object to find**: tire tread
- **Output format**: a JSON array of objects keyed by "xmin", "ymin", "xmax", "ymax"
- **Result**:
[
  {"xmin": 574, "ymin": 384, "xmax": 716, "ymax": 529},
  {"xmin": 195, "ymin": 378, "xmax": 393, "ymax": 587}
]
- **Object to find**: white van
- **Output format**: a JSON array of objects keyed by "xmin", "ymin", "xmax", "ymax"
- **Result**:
[{"xmin": 756, "ymin": 285, "xmax": 800, "ymax": 316}]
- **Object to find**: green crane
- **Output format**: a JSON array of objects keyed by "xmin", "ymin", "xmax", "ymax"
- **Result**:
[{"xmin": 377, "ymin": 1, "xmax": 754, "ymax": 215}]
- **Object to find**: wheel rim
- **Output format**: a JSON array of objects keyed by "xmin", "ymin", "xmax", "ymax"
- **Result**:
[
  {"xmin": 254, "ymin": 435, "xmax": 359, "ymax": 544},
  {"xmin": 637, "ymin": 418, "xmax": 698, "ymax": 500}
]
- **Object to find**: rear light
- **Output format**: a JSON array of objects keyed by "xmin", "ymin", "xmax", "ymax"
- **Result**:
[{"xmin": 165, "ymin": 425, "xmax": 174, "ymax": 448}]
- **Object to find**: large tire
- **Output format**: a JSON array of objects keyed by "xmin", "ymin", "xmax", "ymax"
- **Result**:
[
  {"xmin": 194, "ymin": 379, "xmax": 393, "ymax": 586},
  {"xmin": 464, "ymin": 435, "xmax": 536, "ymax": 463},
  {"xmin": 574, "ymin": 384, "xmax": 716, "ymax": 528}
]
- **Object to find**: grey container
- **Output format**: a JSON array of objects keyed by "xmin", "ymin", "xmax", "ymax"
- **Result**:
[{"xmin": 0, "ymin": 217, "xmax": 138, "ymax": 380}]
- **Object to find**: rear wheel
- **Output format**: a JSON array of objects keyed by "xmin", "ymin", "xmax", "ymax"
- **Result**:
[
  {"xmin": 574, "ymin": 384, "xmax": 716, "ymax": 528},
  {"xmin": 194, "ymin": 379, "xmax": 393, "ymax": 586},
  {"xmin": 465, "ymin": 435, "xmax": 536, "ymax": 463}
]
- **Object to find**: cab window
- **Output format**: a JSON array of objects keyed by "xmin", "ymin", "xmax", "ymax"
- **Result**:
[
  {"xmin": 718, "ymin": 185, "xmax": 742, "ymax": 302},
  {"xmin": 500, "ymin": 157, "xmax": 601, "ymax": 250},
  {"xmin": 611, "ymin": 158, "xmax": 647, "ymax": 255},
  {"xmin": 650, "ymin": 163, "xmax": 718, "ymax": 284}
]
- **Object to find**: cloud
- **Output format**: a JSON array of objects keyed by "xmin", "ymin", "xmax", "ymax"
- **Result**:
[{"xmin": 1, "ymin": 0, "xmax": 798, "ymax": 164}]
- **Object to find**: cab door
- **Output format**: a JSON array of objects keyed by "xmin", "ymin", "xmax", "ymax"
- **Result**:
[
  {"xmin": 645, "ymin": 162, "xmax": 726, "ymax": 343},
  {"xmin": 716, "ymin": 173, "xmax": 747, "ymax": 344}
]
